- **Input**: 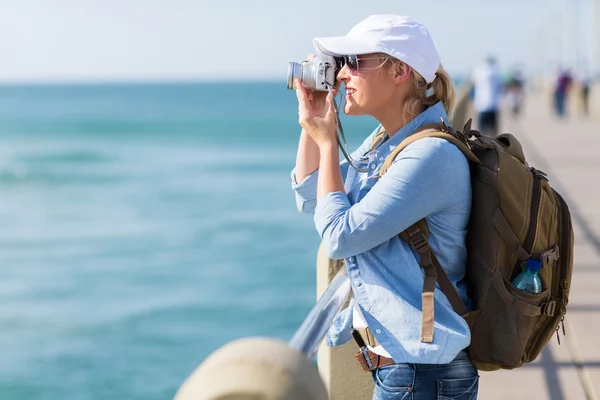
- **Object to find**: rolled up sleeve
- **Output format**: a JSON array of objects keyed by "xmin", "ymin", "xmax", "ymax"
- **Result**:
[
  {"xmin": 290, "ymin": 125, "xmax": 380, "ymax": 215},
  {"xmin": 291, "ymin": 168, "xmax": 319, "ymax": 214}
]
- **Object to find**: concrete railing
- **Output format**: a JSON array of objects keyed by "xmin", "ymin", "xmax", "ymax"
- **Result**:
[
  {"xmin": 315, "ymin": 242, "xmax": 374, "ymax": 399},
  {"xmin": 174, "ymin": 337, "xmax": 328, "ymax": 400},
  {"xmin": 290, "ymin": 267, "xmax": 352, "ymax": 359},
  {"xmin": 451, "ymin": 83, "xmax": 475, "ymax": 129}
]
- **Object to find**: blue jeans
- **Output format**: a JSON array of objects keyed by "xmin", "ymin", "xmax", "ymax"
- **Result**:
[{"xmin": 371, "ymin": 350, "xmax": 479, "ymax": 400}]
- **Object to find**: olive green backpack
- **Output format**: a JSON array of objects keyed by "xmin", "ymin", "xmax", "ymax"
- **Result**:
[{"xmin": 373, "ymin": 120, "xmax": 574, "ymax": 371}]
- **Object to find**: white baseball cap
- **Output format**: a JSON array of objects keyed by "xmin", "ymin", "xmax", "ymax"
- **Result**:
[{"xmin": 313, "ymin": 15, "xmax": 441, "ymax": 84}]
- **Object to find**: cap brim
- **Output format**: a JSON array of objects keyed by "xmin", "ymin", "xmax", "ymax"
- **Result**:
[{"xmin": 313, "ymin": 36, "xmax": 378, "ymax": 56}]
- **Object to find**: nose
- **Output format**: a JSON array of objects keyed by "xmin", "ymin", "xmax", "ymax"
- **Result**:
[{"xmin": 337, "ymin": 64, "xmax": 350, "ymax": 83}]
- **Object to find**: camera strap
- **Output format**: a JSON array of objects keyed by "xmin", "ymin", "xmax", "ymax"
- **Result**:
[{"xmin": 327, "ymin": 86, "xmax": 369, "ymax": 173}]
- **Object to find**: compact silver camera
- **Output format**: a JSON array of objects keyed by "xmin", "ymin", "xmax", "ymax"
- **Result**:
[{"xmin": 287, "ymin": 54, "xmax": 340, "ymax": 91}]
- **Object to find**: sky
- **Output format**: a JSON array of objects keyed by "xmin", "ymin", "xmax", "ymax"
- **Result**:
[{"xmin": 0, "ymin": 0, "xmax": 589, "ymax": 83}]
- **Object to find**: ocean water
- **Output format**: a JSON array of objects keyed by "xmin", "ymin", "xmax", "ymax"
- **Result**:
[{"xmin": 0, "ymin": 82, "xmax": 377, "ymax": 400}]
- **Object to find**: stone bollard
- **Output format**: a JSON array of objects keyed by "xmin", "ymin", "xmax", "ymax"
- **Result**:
[
  {"xmin": 174, "ymin": 337, "xmax": 328, "ymax": 400},
  {"xmin": 316, "ymin": 242, "xmax": 373, "ymax": 399},
  {"xmin": 451, "ymin": 83, "xmax": 475, "ymax": 130}
]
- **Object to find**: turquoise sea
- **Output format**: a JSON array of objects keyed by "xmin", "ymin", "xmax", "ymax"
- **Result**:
[{"xmin": 0, "ymin": 82, "xmax": 377, "ymax": 400}]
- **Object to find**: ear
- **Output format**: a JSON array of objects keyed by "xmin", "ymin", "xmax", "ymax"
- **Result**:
[{"xmin": 393, "ymin": 62, "xmax": 412, "ymax": 84}]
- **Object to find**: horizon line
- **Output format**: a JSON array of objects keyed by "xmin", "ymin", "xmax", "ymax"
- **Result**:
[
  {"xmin": 0, "ymin": 77, "xmax": 289, "ymax": 86},
  {"xmin": 0, "ymin": 75, "xmax": 470, "ymax": 86}
]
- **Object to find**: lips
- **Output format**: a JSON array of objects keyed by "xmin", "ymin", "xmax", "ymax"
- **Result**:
[{"xmin": 346, "ymin": 87, "xmax": 357, "ymax": 95}]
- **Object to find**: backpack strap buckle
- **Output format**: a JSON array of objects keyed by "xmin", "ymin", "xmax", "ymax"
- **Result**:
[
  {"xmin": 541, "ymin": 300, "xmax": 557, "ymax": 317},
  {"xmin": 439, "ymin": 117, "xmax": 478, "ymax": 145},
  {"xmin": 406, "ymin": 225, "xmax": 430, "ymax": 254},
  {"xmin": 410, "ymin": 233, "xmax": 429, "ymax": 254},
  {"xmin": 541, "ymin": 245, "xmax": 560, "ymax": 267}
]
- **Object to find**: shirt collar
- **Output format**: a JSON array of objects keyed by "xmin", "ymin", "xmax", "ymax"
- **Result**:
[{"xmin": 378, "ymin": 102, "xmax": 448, "ymax": 154}]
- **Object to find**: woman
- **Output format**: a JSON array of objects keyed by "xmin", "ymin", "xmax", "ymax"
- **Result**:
[{"xmin": 291, "ymin": 15, "xmax": 479, "ymax": 399}]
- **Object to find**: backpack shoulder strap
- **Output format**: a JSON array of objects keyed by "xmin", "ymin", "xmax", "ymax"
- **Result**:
[
  {"xmin": 378, "ymin": 128, "xmax": 482, "ymax": 177},
  {"xmin": 401, "ymin": 221, "xmax": 469, "ymax": 343},
  {"xmin": 369, "ymin": 122, "xmax": 451, "ymax": 152},
  {"xmin": 369, "ymin": 127, "xmax": 387, "ymax": 151},
  {"xmin": 378, "ymin": 123, "xmax": 477, "ymax": 342}
]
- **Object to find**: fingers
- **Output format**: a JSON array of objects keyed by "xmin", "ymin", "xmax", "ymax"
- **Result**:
[
  {"xmin": 325, "ymin": 94, "xmax": 337, "ymax": 122},
  {"xmin": 295, "ymin": 79, "xmax": 311, "ymax": 129},
  {"xmin": 296, "ymin": 78, "xmax": 317, "ymax": 104},
  {"xmin": 326, "ymin": 94, "xmax": 335, "ymax": 112},
  {"xmin": 295, "ymin": 78, "xmax": 307, "ymax": 102},
  {"xmin": 301, "ymin": 54, "xmax": 316, "ymax": 66}
]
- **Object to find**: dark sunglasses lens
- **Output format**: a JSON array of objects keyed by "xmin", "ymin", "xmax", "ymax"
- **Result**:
[{"xmin": 345, "ymin": 55, "xmax": 359, "ymax": 71}]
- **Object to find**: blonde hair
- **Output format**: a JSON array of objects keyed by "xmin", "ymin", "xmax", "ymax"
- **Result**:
[{"xmin": 383, "ymin": 56, "xmax": 455, "ymax": 119}]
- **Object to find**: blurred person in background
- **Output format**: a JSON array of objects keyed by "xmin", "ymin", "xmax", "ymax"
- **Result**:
[
  {"xmin": 553, "ymin": 68, "xmax": 573, "ymax": 118},
  {"xmin": 505, "ymin": 68, "xmax": 525, "ymax": 118},
  {"xmin": 579, "ymin": 70, "xmax": 591, "ymax": 117},
  {"xmin": 470, "ymin": 56, "xmax": 503, "ymax": 136}
]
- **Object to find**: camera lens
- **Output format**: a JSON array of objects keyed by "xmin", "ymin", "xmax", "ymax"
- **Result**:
[{"xmin": 287, "ymin": 62, "xmax": 303, "ymax": 90}]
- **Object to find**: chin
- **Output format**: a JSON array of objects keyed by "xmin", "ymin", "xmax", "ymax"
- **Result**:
[{"xmin": 344, "ymin": 103, "xmax": 364, "ymax": 116}]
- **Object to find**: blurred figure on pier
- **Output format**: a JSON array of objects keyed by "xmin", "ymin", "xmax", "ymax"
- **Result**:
[
  {"xmin": 471, "ymin": 56, "xmax": 503, "ymax": 136},
  {"xmin": 505, "ymin": 68, "xmax": 525, "ymax": 118},
  {"xmin": 579, "ymin": 71, "xmax": 591, "ymax": 117},
  {"xmin": 553, "ymin": 68, "xmax": 573, "ymax": 118}
]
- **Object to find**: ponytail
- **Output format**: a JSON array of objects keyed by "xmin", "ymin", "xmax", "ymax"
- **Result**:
[
  {"xmin": 428, "ymin": 65, "xmax": 455, "ymax": 115},
  {"xmin": 402, "ymin": 64, "xmax": 456, "ymax": 119}
]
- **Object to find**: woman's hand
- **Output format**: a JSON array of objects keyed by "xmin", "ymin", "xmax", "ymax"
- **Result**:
[
  {"xmin": 294, "ymin": 55, "xmax": 339, "ymax": 148},
  {"xmin": 295, "ymin": 79, "xmax": 338, "ymax": 148}
]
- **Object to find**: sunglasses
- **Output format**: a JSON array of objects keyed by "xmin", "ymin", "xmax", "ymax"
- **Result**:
[{"xmin": 334, "ymin": 55, "xmax": 388, "ymax": 73}]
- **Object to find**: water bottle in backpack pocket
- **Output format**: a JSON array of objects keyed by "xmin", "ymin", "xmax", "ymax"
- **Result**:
[{"xmin": 512, "ymin": 259, "xmax": 543, "ymax": 294}]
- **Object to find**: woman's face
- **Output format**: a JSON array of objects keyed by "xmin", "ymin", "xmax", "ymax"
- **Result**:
[{"xmin": 336, "ymin": 54, "xmax": 396, "ymax": 116}]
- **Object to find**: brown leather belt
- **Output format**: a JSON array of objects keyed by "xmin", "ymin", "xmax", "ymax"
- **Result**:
[
  {"xmin": 354, "ymin": 348, "xmax": 396, "ymax": 372},
  {"xmin": 352, "ymin": 328, "xmax": 396, "ymax": 372}
]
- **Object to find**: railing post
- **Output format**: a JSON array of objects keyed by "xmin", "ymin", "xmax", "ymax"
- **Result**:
[
  {"xmin": 315, "ymin": 242, "xmax": 373, "ymax": 399},
  {"xmin": 451, "ymin": 83, "xmax": 475, "ymax": 129},
  {"xmin": 174, "ymin": 337, "xmax": 327, "ymax": 400}
]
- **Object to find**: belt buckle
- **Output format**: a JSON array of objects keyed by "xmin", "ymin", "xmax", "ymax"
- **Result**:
[{"xmin": 354, "ymin": 349, "xmax": 373, "ymax": 372}]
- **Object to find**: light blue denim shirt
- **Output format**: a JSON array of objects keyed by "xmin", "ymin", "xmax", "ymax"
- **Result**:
[{"xmin": 291, "ymin": 102, "xmax": 472, "ymax": 364}]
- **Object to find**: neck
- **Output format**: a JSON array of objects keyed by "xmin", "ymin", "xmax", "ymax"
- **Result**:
[{"xmin": 373, "ymin": 98, "xmax": 415, "ymax": 138}]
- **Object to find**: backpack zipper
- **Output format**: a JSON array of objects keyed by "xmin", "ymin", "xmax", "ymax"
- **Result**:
[
  {"xmin": 534, "ymin": 189, "xmax": 570, "ymax": 351},
  {"xmin": 552, "ymin": 190, "xmax": 572, "ymax": 344},
  {"xmin": 520, "ymin": 173, "xmax": 543, "ymax": 362},
  {"xmin": 524, "ymin": 186, "xmax": 570, "ymax": 360},
  {"xmin": 523, "ymin": 173, "xmax": 542, "ymax": 254}
]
